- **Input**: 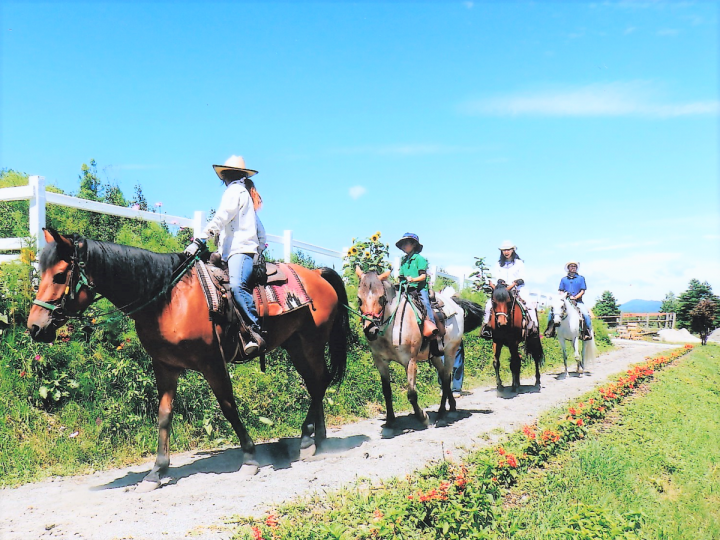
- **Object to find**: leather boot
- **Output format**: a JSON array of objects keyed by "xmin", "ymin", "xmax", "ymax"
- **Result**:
[{"xmin": 430, "ymin": 337, "xmax": 444, "ymax": 357}]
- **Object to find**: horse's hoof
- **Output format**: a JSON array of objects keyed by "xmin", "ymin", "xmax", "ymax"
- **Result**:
[
  {"xmin": 511, "ymin": 385, "xmax": 519, "ymax": 392},
  {"xmin": 299, "ymin": 443, "xmax": 317, "ymax": 460},
  {"xmin": 418, "ymin": 413, "xmax": 430, "ymax": 427},
  {"xmin": 135, "ymin": 480, "xmax": 161, "ymax": 493},
  {"xmin": 240, "ymin": 461, "xmax": 260, "ymax": 477}
]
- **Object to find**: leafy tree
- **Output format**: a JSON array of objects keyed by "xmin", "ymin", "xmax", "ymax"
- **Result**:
[
  {"xmin": 592, "ymin": 290, "xmax": 621, "ymax": 318},
  {"xmin": 690, "ymin": 298, "xmax": 717, "ymax": 345},
  {"xmin": 659, "ymin": 291, "xmax": 679, "ymax": 314},
  {"xmin": 677, "ymin": 279, "xmax": 720, "ymax": 330},
  {"xmin": 468, "ymin": 256, "xmax": 492, "ymax": 294}
]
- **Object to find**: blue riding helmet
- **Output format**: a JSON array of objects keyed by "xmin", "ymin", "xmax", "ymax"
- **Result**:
[{"xmin": 395, "ymin": 232, "xmax": 424, "ymax": 253}]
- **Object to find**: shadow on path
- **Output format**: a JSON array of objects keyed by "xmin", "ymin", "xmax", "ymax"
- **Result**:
[
  {"xmin": 92, "ymin": 434, "xmax": 370, "ymax": 491},
  {"xmin": 381, "ymin": 408, "xmax": 492, "ymax": 439}
]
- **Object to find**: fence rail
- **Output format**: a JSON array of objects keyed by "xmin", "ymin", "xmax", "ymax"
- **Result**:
[
  {"xmin": 0, "ymin": 175, "xmax": 345, "ymax": 265},
  {"xmin": 596, "ymin": 312, "xmax": 676, "ymax": 330}
]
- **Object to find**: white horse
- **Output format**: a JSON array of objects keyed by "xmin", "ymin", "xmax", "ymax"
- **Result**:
[
  {"xmin": 550, "ymin": 292, "xmax": 597, "ymax": 375},
  {"xmin": 355, "ymin": 268, "xmax": 483, "ymax": 426}
]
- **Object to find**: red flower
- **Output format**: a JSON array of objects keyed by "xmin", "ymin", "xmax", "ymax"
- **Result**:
[
  {"xmin": 20, "ymin": 370, "xmax": 26, "ymax": 377},
  {"xmin": 373, "ymin": 509, "xmax": 383, "ymax": 520},
  {"xmin": 265, "ymin": 514, "xmax": 279, "ymax": 529},
  {"xmin": 506, "ymin": 454, "xmax": 518, "ymax": 468},
  {"xmin": 576, "ymin": 418, "xmax": 583, "ymax": 426},
  {"xmin": 497, "ymin": 447, "xmax": 506, "ymax": 456},
  {"xmin": 251, "ymin": 526, "xmax": 264, "ymax": 540}
]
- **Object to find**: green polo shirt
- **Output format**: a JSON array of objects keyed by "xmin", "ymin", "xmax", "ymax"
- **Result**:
[{"xmin": 399, "ymin": 253, "xmax": 429, "ymax": 291}]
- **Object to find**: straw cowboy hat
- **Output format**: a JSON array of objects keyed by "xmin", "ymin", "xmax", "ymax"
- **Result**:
[
  {"xmin": 395, "ymin": 232, "xmax": 423, "ymax": 253},
  {"xmin": 565, "ymin": 261, "xmax": 580, "ymax": 272},
  {"xmin": 498, "ymin": 240, "xmax": 516, "ymax": 250},
  {"xmin": 212, "ymin": 155, "xmax": 258, "ymax": 182}
]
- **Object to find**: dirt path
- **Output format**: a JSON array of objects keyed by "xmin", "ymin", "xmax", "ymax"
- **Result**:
[{"xmin": 0, "ymin": 340, "xmax": 675, "ymax": 540}]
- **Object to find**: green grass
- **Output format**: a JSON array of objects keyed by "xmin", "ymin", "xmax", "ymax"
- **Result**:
[
  {"xmin": 498, "ymin": 344, "xmax": 720, "ymax": 539},
  {"xmin": 0, "ymin": 315, "xmax": 611, "ymax": 487}
]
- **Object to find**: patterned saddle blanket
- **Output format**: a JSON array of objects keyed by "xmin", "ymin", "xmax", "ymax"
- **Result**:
[{"xmin": 195, "ymin": 258, "xmax": 312, "ymax": 320}]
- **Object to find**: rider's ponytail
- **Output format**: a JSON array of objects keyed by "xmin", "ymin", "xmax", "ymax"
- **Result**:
[{"xmin": 244, "ymin": 178, "xmax": 263, "ymax": 211}]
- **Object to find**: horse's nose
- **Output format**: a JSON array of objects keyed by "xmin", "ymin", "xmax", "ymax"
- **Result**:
[
  {"xmin": 29, "ymin": 324, "xmax": 41, "ymax": 340},
  {"xmin": 365, "ymin": 326, "xmax": 379, "ymax": 341}
]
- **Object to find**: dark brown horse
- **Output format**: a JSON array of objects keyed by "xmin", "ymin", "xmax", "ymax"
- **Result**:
[
  {"xmin": 489, "ymin": 282, "xmax": 543, "ymax": 391},
  {"xmin": 27, "ymin": 229, "xmax": 349, "ymax": 491}
]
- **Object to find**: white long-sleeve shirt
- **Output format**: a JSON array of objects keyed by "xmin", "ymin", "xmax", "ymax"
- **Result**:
[
  {"xmin": 202, "ymin": 180, "xmax": 264, "ymax": 260},
  {"xmin": 492, "ymin": 259, "xmax": 526, "ymax": 289}
]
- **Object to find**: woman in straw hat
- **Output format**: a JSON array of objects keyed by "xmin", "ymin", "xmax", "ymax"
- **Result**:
[
  {"xmin": 480, "ymin": 241, "xmax": 539, "ymax": 339},
  {"xmin": 184, "ymin": 155, "xmax": 266, "ymax": 355},
  {"xmin": 544, "ymin": 261, "xmax": 593, "ymax": 340}
]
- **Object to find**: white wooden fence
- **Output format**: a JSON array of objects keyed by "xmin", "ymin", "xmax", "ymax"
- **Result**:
[{"xmin": 0, "ymin": 175, "xmax": 345, "ymax": 265}]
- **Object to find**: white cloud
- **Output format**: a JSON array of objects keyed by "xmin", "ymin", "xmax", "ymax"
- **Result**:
[
  {"xmin": 464, "ymin": 1, "xmax": 474, "ymax": 9},
  {"xmin": 349, "ymin": 185, "xmax": 367, "ymax": 200},
  {"xmin": 460, "ymin": 81, "xmax": 720, "ymax": 118}
]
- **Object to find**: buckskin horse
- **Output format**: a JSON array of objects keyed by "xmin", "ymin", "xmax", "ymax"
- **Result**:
[
  {"xmin": 489, "ymin": 281, "xmax": 543, "ymax": 391},
  {"xmin": 27, "ymin": 229, "xmax": 349, "ymax": 491},
  {"xmin": 355, "ymin": 267, "xmax": 484, "ymax": 427}
]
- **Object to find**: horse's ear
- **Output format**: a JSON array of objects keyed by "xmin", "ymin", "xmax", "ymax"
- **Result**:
[
  {"xmin": 43, "ymin": 228, "xmax": 73, "ymax": 260},
  {"xmin": 378, "ymin": 270, "xmax": 391, "ymax": 281},
  {"xmin": 355, "ymin": 265, "xmax": 364, "ymax": 279}
]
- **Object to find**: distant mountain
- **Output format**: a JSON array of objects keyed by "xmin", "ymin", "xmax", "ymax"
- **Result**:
[{"xmin": 620, "ymin": 299, "xmax": 662, "ymax": 313}]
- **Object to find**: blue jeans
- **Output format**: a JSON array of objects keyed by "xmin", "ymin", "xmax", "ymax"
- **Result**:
[
  {"xmin": 228, "ymin": 253, "xmax": 259, "ymax": 327},
  {"xmin": 577, "ymin": 302, "xmax": 593, "ymax": 333},
  {"xmin": 452, "ymin": 342, "xmax": 464, "ymax": 392},
  {"xmin": 418, "ymin": 289, "xmax": 436, "ymax": 324}
]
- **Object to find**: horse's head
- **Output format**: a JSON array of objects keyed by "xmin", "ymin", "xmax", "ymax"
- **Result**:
[
  {"xmin": 551, "ymin": 294, "xmax": 567, "ymax": 325},
  {"xmin": 355, "ymin": 266, "xmax": 392, "ymax": 341},
  {"xmin": 491, "ymin": 281, "xmax": 513, "ymax": 328},
  {"xmin": 27, "ymin": 229, "xmax": 96, "ymax": 343}
]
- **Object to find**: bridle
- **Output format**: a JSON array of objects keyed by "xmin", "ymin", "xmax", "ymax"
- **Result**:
[{"xmin": 32, "ymin": 239, "xmax": 97, "ymax": 324}]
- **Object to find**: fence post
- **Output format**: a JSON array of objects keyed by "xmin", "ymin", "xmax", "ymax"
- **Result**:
[
  {"xmin": 192, "ymin": 210, "xmax": 206, "ymax": 240},
  {"xmin": 430, "ymin": 264, "xmax": 437, "ymax": 286},
  {"xmin": 283, "ymin": 230, "xmax": 293, "ymax": 263},
  {"xmin": 29, "ymin": 175, "xmax": 46, "ymax": 255}
]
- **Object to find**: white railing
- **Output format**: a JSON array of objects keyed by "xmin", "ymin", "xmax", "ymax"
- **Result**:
[{"xmin": 0, "ymin": 175, "xmax": 346, "ymax": 265}]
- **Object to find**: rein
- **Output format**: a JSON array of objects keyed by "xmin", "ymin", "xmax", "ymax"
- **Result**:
[
  {"xmin": 345, "ymin": 281, "xmax": 419, "ymax": 337},
  {"xmin": 33, "ymin": 240, "xmax": 202, "ymax": 327}
]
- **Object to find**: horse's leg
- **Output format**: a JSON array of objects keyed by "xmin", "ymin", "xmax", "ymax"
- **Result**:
[
  {"xmin": 284, "ymin": 333, "xmax": 329, "ymax": 457},
  {"xmin": 573, "ymin": 337, "xmax": 583, "ymax": 374},
  {"xmin": 534, "ymin": 349, "xmax": 541, "ymax": 388},
  {"xmin": 431, "ymin": 355, "xmax": 454, "ymax": 417},
  {"xmin": 406, "ymin": 358, "xmax": 429, "ymax": 425},
  {"xmin": 493, "ymin": 342, "xmax": 503, "ymax": 389},
  {"xmin": 510, "ymin": 342, "xmax": 521, "ymax": 392},
  {"xmin": 202, "ymin": 359, "xmax": 259, "ymax": 475},
  {"xmin": 560, "ymin": 338, "xmax": 568, "ymax": 375},
  {"xmin": 138, "ymin": 361, "xmax": 181, "ymax": 491},
  {"xmin": 375, "ymin": 360, "xmax": 396, "ymax": 427}
]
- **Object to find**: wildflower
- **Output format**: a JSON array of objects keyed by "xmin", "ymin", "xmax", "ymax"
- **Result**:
[
  {"xmin": 522, "ymin": 425, "xmax": 536, "ymax": 440},
  {"xmin": 506, "ymin": 454, "xmax": 518, "ymax": 468},
  {"xmin": 568, "ymin": 407, "xmax": 577, "ymax": 416},
  {"xmin": 576, "ymin": 418, "xmax": 583, "ymax": 426},
  {"xmin": 265, "ymin": 514, "xmax": 279, "ymax": 529},
  {"xmin": 497, "ymin": 446, "xmax": 506, "ymax": 456},
  {"xmin": 364, "ymin": 251, "xmax": 371, "ymax": 258},
  {"xmin": 20, "ymin": 370, "xmax": 26, "ymax": 377},
  {"xmin": 407, "ymin": 494, "xmax": 414, "ymax": 500},
  {"xmin": 375, "ymin": 231, "xmax": 381, "ymax": 238},
  {"xmin": 34, "ymin": 355, "xmax": 41, "ymax": 362},
  {"xmin": 251, "ymin": 526, "xmax": 263, "ymax": 540},
  {"xmin": 373, "ymin": 509, "xmax": 383, "ymax": 520},
  {"xmin": 371, "ymin": 235, "xmax": 379, "ymax": 242},
  {"xmin": 350, "ymin": 247, "xmax": 359, "ymax": 255}
]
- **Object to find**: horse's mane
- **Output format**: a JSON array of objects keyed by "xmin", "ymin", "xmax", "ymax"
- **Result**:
[
  {"xmin": 84, "ymin": 238, "xmax": 186, "ymax": 310},
  {"xmin": 493, "ymin": 283, "xmax": 512, "ymax": 303}
]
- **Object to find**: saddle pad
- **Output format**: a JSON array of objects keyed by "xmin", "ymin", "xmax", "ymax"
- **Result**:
[{"xmin": 253, "ymin": 264, "xmax": 312, "ymax": 317}]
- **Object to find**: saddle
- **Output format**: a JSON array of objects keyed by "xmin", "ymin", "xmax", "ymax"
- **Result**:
[{"xmin": 195, "ymin": 254, "xmax": 313, "ymax": 363}]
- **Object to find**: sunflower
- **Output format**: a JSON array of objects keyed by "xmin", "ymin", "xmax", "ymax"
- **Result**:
[
  {"xmin": 370, "ymin": 234, "xmax": 379, "ymax": 243},
  {"xmin": 375, "ymin": 231, "xmax": 381, "ymax": 238},
  {"xmin": 350, "ymin": 246, "xmax": 359, "ymax": 255},
  {"xmin": 364, "ymin": 251, "xmax": 371, "ymax": 258}
]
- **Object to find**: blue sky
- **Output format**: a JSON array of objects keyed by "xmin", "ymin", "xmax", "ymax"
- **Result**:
[{"xmin": 2, "ymin": 1, "xmax": 718, "ymax": 304}]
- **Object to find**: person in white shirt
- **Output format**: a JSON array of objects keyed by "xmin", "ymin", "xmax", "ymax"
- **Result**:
[
  {"xmin": 184, "ymin": 155, "xmax": 266, "ymax": 355},
  {"xmin": 480, "ymin": 240, "xmax": 538, "ymax": 339}
]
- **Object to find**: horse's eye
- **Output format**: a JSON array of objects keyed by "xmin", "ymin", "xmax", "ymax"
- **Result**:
[
  {"xmin": 357, "ymin": 297, "xmax": 363, "ymax": 307},
  {"xmin": 378, "ymin": 296, "xmax": 386, "ymax": 307},
  {"xmin": 53, "ymin": 272, "xmax": 67, "ymax": 284}
]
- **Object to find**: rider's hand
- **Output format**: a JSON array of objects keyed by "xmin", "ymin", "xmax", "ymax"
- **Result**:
[{"xmin": 184, "ymin": 238, "xmax": 207, "ymax": 258}]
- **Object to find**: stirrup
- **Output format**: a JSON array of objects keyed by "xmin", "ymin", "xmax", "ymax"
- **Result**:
[{"xmin": 243, "ymin": 340, "xmax": 259, "ymax": 355}]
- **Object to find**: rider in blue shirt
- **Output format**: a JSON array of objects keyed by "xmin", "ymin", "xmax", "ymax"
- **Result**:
[{"xmin": 544, "ymin": 261, "xmax": 593, "ymax": 340}]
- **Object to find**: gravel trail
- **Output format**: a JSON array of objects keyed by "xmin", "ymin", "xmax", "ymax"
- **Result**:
[{"xmin": 0, "ymin": 340, "xmax": 675, "ymax": 540}]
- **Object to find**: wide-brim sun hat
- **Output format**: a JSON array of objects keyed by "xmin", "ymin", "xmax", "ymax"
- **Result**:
[
  {"xmin": 499, "ymin": 240, "xmax": 516, "ymax": 250},
  {"xmin": 565, "ymin": 261, "xmax": 580, "ymax": 272},
  {"xmin": 213, "ymin": 155, "xmax": 258, "ymax": 182},
  {"xmin": 395, "ymin": 232, "xmax": 423, "ymax": 253}
]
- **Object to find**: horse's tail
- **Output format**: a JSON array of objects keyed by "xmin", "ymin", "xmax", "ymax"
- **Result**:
[
  {"xmin": 583, "ymin": 335, "xmax": 598, "ymax": 364},
  {"xmin": 319, "ymin": 267, "xmax": 349, "ymax": 386},
  {"xmin": 525, "ymin": 333, "xmax": 545, "ymax": 366},
  {"xmin": 452, "ymin": 296, "xmax": 485, "ymax": 334}
]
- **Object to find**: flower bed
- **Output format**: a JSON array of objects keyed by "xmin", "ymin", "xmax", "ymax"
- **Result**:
[{"xmin": 238, "ymin": 345, "xmax": 694, "ymax": 540}]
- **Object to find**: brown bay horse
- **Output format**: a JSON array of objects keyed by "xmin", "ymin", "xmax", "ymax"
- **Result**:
[
  {"xmin": 27, "ymin": 229, "xmax": 349, "ymax": 491},
  {"xmin": 489, "ymin": 282, "xmax": 543, "ymax": 392}
]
